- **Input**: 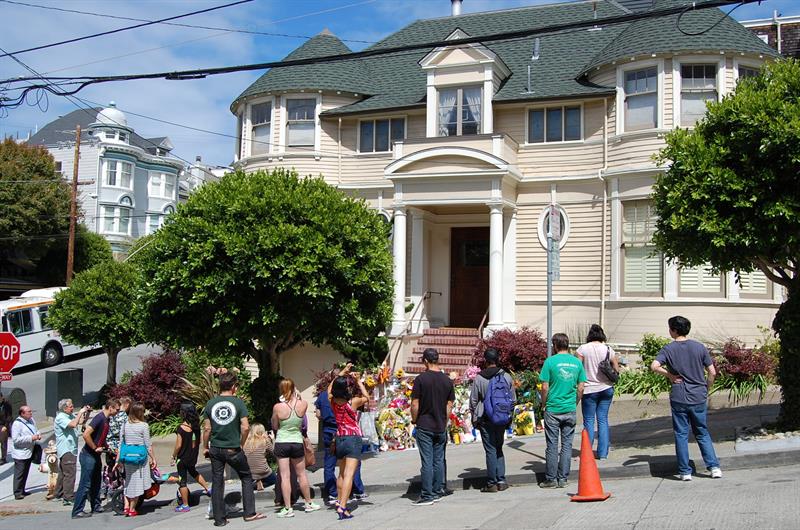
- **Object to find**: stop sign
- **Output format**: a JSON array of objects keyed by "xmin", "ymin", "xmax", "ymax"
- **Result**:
[{"xmin": 0, "ymin": 332, "xmax": 21, "ymax": 374}]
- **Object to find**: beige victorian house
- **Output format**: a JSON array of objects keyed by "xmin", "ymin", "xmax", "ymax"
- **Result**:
[{"xmin": 231, "ymin": 0, "xmax": 781, "ymax": 395}]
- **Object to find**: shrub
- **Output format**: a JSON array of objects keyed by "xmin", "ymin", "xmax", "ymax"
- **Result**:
[
  {"xmin": 473, "ymin": 327, "xmax": 548, "ymax": 372},
  {"xmin": 109, "ymin": 350, "xmax": 185, "ymax": 420},
  {"xmin": 614, "ymin": 368, "xmax": 671, "ymax": 400},
  {"xmin": 336, "ymin": 335, "xmax": 388, "ymax": 371},
  {"xmin": 182, "ymin": 348, "xmax": 251, "ymax": 401},
  {"xmin": 149, "ymin": 414, "xmax": 182, "ymax": 438},
  {"xmin": 712, "ymin": 338, "xmax": 777, "ymax": 403},
  {"xmin": 638, "ymin": 333, "xmax": 671, "ymax": 367}
]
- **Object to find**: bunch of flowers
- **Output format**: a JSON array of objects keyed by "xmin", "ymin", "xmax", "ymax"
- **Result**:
[
  {"xmin": 463, "ymin": 365, "xmax": 481, "ymax": 382},
  {"xmin": 513, "ymin": 402, "xmax": 535, "ymax": 435}
]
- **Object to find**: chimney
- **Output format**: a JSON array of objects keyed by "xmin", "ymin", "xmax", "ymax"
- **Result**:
[
  {"xmin": 451, "ymin": 0, "xmax": 462, "ymax": 16},
  {"xmin": 195, "ymin": 155, "xmax": 202, "ymax": 163}
]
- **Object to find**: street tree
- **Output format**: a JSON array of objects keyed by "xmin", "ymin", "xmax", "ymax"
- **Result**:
[
  {"xmin": 0, "ymin": 138, "xmax": 71, "ymax": 257},
  {"xmin": 653, "ymin": 59, "xmax": 800, "ymax": 428},
  {"xmin": 36, "ymin": 225, "xmax": 113, "ymax": 285},
  {"xmin": 48, "ymin": 260, "xmax": 143, "ymax": 385},
  {"xmin": 134, "ymin": 168, "xmax": 394, "ymax": 419}
]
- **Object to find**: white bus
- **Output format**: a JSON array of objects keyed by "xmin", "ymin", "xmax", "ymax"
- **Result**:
[{"xmin": 0, "ymin": 288, "xmax": 96, "ymax": 371}]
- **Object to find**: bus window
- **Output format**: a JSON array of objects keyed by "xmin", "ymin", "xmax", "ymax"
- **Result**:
[
  {"xmin": 6, "ymin": 309, "xmax": 33, "ymax": 335},
  {"xmin": 39, "ymin": 305, "xmax": 52, "ymax": 330},
  {"xmin": 1, "ymin": 316, "xmax": 6, "ymax": 332}
]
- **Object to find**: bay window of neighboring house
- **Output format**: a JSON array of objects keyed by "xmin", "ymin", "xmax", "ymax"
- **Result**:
[
  {"xmin": 105, "ymin": 160, "xmax": 133, "ymax": 189},
  {"xmin": 286, "ymin": 98, "xmax": 316, "ymax": 147},
  {"xmin": 359, "ymin": 118, "xmax": 405, "ymax": 153},
  {"xmin": 527, "ymin": 105, "xmax": 581, "ymax": 143},
  {"xmin": 438, "ymin": 86, "xmax": 481, "ymax": 136},
  {"xmin": 149, "ymin": 171, "xmax": 177, "ymax": 200},
  {"xmin": 102, "ymin": 196, "xmax": 132, "ymax": 235},
  {"xmin": 623, "ymin": 66, "xmax": 658, "ymax": 131},
  {"xmin": 250, "ymin": 101, "xmax": 272, "ymax": 156},
  {"xmin": 680, "ymin": 64, "xmax": 718, "ymax": 127},
  {"xmin": 622, "ymin": 201, "xmax": 662, "ymax": 296},
  {"xmin": 679, "ymin": 264, "xmax": 723, "ymax": 297}
]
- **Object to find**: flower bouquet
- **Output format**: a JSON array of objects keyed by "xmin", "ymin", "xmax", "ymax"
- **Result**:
[{"xmin": 513, "ymin": 403, "xmax": 535, "ymax": 436}]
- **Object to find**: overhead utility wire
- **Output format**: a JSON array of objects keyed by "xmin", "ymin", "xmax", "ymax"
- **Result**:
[
  {"xmin": 0, "ymin": 0, "xmax": 377, "ymax": 45},
  {"xmin": 0, "ymin": 0, "xmax": 254, "ymax": 59},
  {"xmin": 1, "ymin": 0, "xmax": 755, "ymax": 98}
]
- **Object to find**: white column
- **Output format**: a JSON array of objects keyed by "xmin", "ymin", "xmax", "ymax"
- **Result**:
[
  {"xmin": 390, "ymin": 207, "xmax": 407, "ymax": 336},
  {"xmin": 502, "ymin": 208, "xmax": 517, "ymax": 328},
  {"xmin": 487, "ymin": 203, "xmax": 504, "ymax": 330},
  {"xmin": 727, "ymin": 271, "xmax": 740, "ymax": 301},
  {"xmin": 410, "ymin": 208, "xmax": 428, "ymax": 333},
  {"xmin": 664, "ymin": 261, "xmax": 679, "ymax": 299}
]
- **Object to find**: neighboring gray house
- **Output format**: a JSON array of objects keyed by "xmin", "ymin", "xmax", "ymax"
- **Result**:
[{"xmin": 28, "ymin": 103, "xmax": 183, "ymax": 255}]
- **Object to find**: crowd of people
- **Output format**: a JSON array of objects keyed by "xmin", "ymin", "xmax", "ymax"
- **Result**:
[{"xmin": 1, "ymin": 315, "xmax": 723, "ymax": 523}]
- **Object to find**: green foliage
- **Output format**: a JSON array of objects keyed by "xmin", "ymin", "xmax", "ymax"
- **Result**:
[
  {"xmin": 36, "ymin": 225, "xmax": 113, "ymax": 285},
  {"xmin": 0, "ymin": 139, "xmax": 71, "ymax": 256},
  {"xmin": 181, "ymin": 349, "xmax": 251, "ymax": 400},
  {"xmin": 48, "ymin": 260, "xmax": 143, "ymax": 384},
  {"xmin": 754, "ymin": 325, "xmax": 781, "ymax": 361},
  {"xmin": 614, "ymin": 368, "xmax": 672, "ymax": 401},
  {"xmin": 134, "ymin": 168, "xmax": 394, "ymax": 376},
  {"xmin": 119, "ymin": 370, "xmax": 134, "ymax": 384},
  {"xmin": 335, "ymin": 335, "xmax": 388, "ymax": 371},
  {"xmin": 712, "ymin": 373, "xmax": 772, "ymax": 405},
  {"xmin": 177, "ymin": 369, "xmax": 220, "ymax": 414},
  {"xmin": 148, "ymin": 414, "xmax": 182, "ymax": 438},
  {"xmin": 638, "ymin": 333, "xmax": 671, "ymax": 367}
]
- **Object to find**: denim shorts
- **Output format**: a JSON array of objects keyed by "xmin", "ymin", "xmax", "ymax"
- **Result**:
[{"xmin": 334, "ymin": 435, "xmax": 362, "ymax": 460}]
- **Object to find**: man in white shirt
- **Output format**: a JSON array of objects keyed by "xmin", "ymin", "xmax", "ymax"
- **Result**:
[{"xmin": 10, "ymin": 406, "xmax": 41, "ymax": 500}]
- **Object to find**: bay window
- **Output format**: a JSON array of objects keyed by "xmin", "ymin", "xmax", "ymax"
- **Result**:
[
  {"xmin": 359, "ymin": 118, "xmax": 405, "ymax": 153},
  {"xmin": 438, "ymin": 86, "xmax": 481, "ymax": 136},
  {"xmin": 149, "ymin": 171, "xmax": 177, "ymax": 199},
  {"xmin": 680, "ymin": 64, "xmax": 717, "ymax": 127},
  {"xmin": 286, "ymin": 98, "xmax": 315, "ymax": 147},
  {"xmin": 624, "ymin": 66, "xmax": 658, "ymax": 131},
  {"xmin": 105, "ymin": 160, "xmax": 132, "ymax": 188}
]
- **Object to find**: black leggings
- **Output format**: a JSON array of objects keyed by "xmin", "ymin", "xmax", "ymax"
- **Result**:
[{"xmin": 177, "ymin": 459, "xmax": 200, "ymax": 488}]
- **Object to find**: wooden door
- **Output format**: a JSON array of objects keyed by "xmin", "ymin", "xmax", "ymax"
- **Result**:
[{"xmin": 449, "ymin": 227, "xmax": 489, "ymax": 328}]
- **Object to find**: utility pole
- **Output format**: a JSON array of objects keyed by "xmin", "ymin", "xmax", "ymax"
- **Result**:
[{"xmin": 66, "ymin": 125, "xmax": 81, "ymax": 286}]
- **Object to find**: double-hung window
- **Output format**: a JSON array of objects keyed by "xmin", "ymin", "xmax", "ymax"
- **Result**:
[
  {"xmin": 624, "ymin": 67, "xmax": 658, "ymax": 131},
  {"xmin": 622, "ymin": 201, "xmax": 662, "ymax": 295},
  {"xmin": 148, "ymin": 214, "xmax": 161, "ymax": 234},
  {"xmin": 528, "ymin": 105, "xmax": 581, "ymax": 143},
  {"xmin": 102, "ymin": 197, "xmax": 132, "ymax": 235},
  {"xmin": 250, "ymin": 101, "xmax": 272, "ymax": 155},
  {"xmin": 438, "ymin": 86, "xmax": 481, "ymax": 136},
  {"xmin": 359, "ymin": 118, "xmax": 405, "ymax": 153},
  {"xmin": 149, "ymin": 172, "xmax": 177, "ymax": 199},
  {"xmin": 105, "ymin": 160, "xmax": 132, "ymax": 188},
  {"xmin": 681, "ymin": 64, "xmax": 717, "ymax": 127},
  {"xmin": 286, "ymin": 98, "xmax": 315, "ymax": 147}
]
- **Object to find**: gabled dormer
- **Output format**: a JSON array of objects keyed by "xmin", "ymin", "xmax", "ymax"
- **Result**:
[{"xmin": 419, "ymin": 29, "xmax": 510, "ymax": 138}]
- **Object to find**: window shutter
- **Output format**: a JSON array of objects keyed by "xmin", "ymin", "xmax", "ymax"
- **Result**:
[
  {"xmin": 679, "ymin": 265, "xmax": 722, "ymax": 293},
  {"xmin": 624, "ymin": 246, "xmax": 662, "ymax": 292},
  {"xmin": 739, "ymin": 270, "xmax": 768, "ymax": 295}
]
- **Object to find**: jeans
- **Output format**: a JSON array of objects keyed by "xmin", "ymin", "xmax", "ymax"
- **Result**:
[
  {"xmin": 323, "ymin": 432, "xmax": 364, "ymax": 499},
  {"xmin": 478, "ymin": 423, "xmax": 506, "ymax": 486},
  {"xmin": 209, "ymin": 447, "xmax": 255, "ymax": 524},
  {"xmin": 414, "ymin": 428, "xmax": 446, "ymax": 501},
  {"xmin": 581, "ymin": 387, "xmax": 614, "ymax": 458},
  {"xmin": 13, "ymin": 457, "xmax": 32, "ymax": 497},
  {"xmin": 544, "ymin": 411, "xmax": 576, "ymax": 482},
  {"xmin": 670, "ymin": 401, "xmax": 720, "ymax": 475},
  {"xmin": 72, "ymin": 451, "xmax": 102, "ymax": 516},
  {"xmin": 54, "ymin": 452, "xmax": 77, "ymax": 501}
]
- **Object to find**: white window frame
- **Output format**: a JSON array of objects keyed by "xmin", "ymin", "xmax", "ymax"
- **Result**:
[
  {"xmin": 148, "ymin": 171, "xmax": 177, "ymax": 200},
  {"xmin": 733, "ymin": 57, "xmax": 763, "ymax": 82},
  {"xmin": 357, "ymin": 116, "xmax": 407, "ymax": 153},
  {"xmin": 617, "ymin": 59, "xmax": 664, "ymax": 133},
  {"xmin": 436, "ymin": 84, "xmax": 483, "ymax": 137},
  {"xmin": 246, "ymin": 96, "xmax": 274, "ymax": 157},
  {"xmin": 103, "ymin": 159, "xmax": 133, "ymax": 190},
  {"xmin": 672, "ymin": 55, "xmax": 726, "ymax": 129},
  {"xmin": 524, "ymin": 102, "xmax": 584, "ymax": 145},
  {"xmin": 147, "ymin": 213, "xmax": 162, "ymax": 235},
  {"xmin": 280, "ymin": 94, "xmax": 321, "ymax": 152},
  {"xmin": 678, "ymin": 264, "xmax": 725, "ymax": 298},
  {"xmin": 100, "ymin": 202, "xmax": 132, "ymax": 236},
  {"xmin": 621, "ymin": 200, "xmax": 663, "ymax": 297}
]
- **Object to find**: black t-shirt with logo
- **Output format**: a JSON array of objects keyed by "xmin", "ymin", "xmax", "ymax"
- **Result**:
[
  {"xmin": 204, "ymin": 395, "xmax": 249, "ymax": 448},
  {"xmin": 411, "ymin": 370, "xmax": 455, "ymax": 433}
]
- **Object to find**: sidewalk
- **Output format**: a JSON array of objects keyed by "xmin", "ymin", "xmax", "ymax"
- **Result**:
[{"xmin": 1, "ymin": 400, "xmax": 793, "ymax": 515}]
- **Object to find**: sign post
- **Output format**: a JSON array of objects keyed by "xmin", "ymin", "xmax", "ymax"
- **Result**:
[
  {"xmin": 546, "ymin": 205, "xmax": 561, "ymax": 357},
  {"xmin": 0, "ymin": 332, "xmax": 21, "ymax": 382}
]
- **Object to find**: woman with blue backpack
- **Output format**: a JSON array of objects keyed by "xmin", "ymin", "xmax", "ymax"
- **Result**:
[{"xmin": 469, "ymin": 348, "xmax": 515, "ymax": 493}]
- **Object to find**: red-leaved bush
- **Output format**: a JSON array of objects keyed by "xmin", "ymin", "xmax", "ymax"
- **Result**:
[
  {"xmin": 716, "ymin": 339, "xmax": 776, "ymax": 381},
  {"xmin": 109, "ymin": 350, "xmax": 185, "ymax": 420},
  {"xmin": 472, "ymin": 327, "xmax": 548, "ymax": 372}
]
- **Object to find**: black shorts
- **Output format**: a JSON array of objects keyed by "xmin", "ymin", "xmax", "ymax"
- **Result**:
[
  {"xmin": 177, "ymin": 459, "xmax": 199, "ymax": 487},
  {"xmin": 273, "ymin": 442, "xmax": 304, "ymax": 459},
  {"xmin": 334, "ymin": 435, "xmax": 362, "ymax": 460}
]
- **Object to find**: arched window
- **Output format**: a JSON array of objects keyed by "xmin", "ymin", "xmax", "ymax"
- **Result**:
[
  {"xmin": 119, "ymin": 195, "xmax": 133, "ymax": 207},
  {"xmin": 163, "ymin": 205, "xmax": 175, "ymax": 215}
]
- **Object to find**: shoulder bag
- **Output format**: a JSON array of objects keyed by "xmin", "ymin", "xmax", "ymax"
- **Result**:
[
  {"xmin": 118, "ymin": 424, "xmax": 148, "ymax": 465},
  {"xmin": 598, "ymin": 345, "xmax": 620, "ymax": 384}
]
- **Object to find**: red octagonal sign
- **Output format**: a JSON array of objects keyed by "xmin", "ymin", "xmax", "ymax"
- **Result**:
[{"xmin": 0, "ymin": 332, "xmax": 21, "ymax": 376}]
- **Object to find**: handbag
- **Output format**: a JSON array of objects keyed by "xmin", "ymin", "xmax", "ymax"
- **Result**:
[
  {"xmin": 598, "ymin": 345, "xmax": 620, "ymax": 384},
  {"xmin": 118, "ymin": 426, "xmax": 148, "ymax": 465},
  {"xmin": 303, "ymin": 436, "xmax": 316, "ymax": 468}
]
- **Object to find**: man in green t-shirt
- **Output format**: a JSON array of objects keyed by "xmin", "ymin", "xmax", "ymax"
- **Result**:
[
  {"xmin": 202, "ymin": 371, "xmax": 265, "ymax": 526},
  {"xmin": 538, "ymin": 333, "xmax": 586, "ymax": 489}
]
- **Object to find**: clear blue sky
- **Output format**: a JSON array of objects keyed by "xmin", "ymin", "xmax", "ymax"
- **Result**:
[{"xmin": 0, "ymin": 0, "xmax": 795, "ymax": 167}]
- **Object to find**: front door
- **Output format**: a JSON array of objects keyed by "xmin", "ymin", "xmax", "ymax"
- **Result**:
[{"xmin": 449, "ymin": 227, "xmax": 490, "ymax": 328}]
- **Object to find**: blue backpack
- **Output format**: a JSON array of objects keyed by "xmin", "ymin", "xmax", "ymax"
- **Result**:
[{"xmin": 484, "ymin": 371, "xmax": 514, "ymax": 426}]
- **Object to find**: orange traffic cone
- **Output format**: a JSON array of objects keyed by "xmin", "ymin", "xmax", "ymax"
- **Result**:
[{"xmin": 570, "ymin": 430, "xmax": 611, "ymax": 502}]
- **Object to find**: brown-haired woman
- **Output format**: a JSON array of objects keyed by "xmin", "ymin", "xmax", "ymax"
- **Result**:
[
  {"xmin": 271, "ymin": 378, "xmax": 320, "ymax": 518},
  {"xmin": 121, "ymin": 402, "xmax": 156, "ymax": 517}
]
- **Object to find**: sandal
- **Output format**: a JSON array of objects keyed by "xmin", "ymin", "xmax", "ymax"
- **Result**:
[
  {"xmin": 337, "ymin": 506, "xmax": 353, "ymax": 520},
  {"xmin": 244, "ymin": 513, "xmax": 266, "ymax": 522},
  {"xmin": 126, "ymin": 509, "xmax": 138, "ymax": 517}
]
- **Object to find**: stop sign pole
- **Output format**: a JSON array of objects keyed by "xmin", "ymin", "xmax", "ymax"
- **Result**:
[{"xmin": 0, "ymin": 332, "xmax": 21, "ymax": 382}]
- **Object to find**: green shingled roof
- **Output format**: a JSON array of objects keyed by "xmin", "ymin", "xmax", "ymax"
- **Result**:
[{"xmin": 232, "ymin": 0, "xmax": 778, "ymax": 117}]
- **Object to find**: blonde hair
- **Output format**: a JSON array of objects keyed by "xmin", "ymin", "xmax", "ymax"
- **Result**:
[
  {"xmin": 245, "ymin": 423, "xmax": 267, "ymax": 449},
  {"xmin": 279, "ymin": 378, "xmax": 296, "ymax": 402}
]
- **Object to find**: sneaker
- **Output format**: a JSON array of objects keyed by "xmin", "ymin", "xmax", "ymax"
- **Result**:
[
  {"xmin": 680, "ymin": 474, "xmax": 693, "ymax": 481},
  {"xmin": 304, "ymin": 502, "xmax": 321, "ymax": 513},
  {"xmin": 326, "ymin": 498, "xmax": 339, "ymax": 507},
  {"xmin": 538, "ymin": 481, "xmax": 558, "ymax": 489},
  {"xmin": 496, "ymin": 483, "xmax": 509, "ymax": 491},
  {"xmin": 352, "ymin": 492, "xmax": 369, "ymax": 500},
  {"xmin": 436, "ymin": 489, "xmax": 454, "ymax": 497},
  {"xmin": 480, "ymin": 485, "xmax": 498, "ymax": 493},
  {"xmin": 62, "ymin": 499, "xmax": 73, "ymax": 506},
  {"xmin": 412, "ymin": 498, "xmax": 435, "ymax": 506},
  {"xmin": 557, "ymin": 480, "xmax": 568, "ymax": 489},
  {"xmin": 710, "ymin": 467, "xmax": 722, "ymax": 479},
  {"xmin": 175, "ymin": 504, "xmax": 190, "ymax": 513},
  {"xmin": 277, "ymin": 507, "xmax": 295, "ymax": 518}
]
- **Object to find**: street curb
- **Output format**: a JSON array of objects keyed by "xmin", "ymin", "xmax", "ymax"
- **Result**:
[{"xmin": 348, "ymin": 448, "xmax": 800, "ymax": 496}]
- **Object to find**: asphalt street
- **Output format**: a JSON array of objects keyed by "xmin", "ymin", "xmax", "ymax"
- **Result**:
[{"xmin": 1, "ymin": 463, "xmax": 797, "ymax": 529}]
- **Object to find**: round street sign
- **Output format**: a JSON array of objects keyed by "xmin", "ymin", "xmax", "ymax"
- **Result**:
[{"xmin": 0, "ymin": 332, "xmax": 21, "ymax": 375}]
